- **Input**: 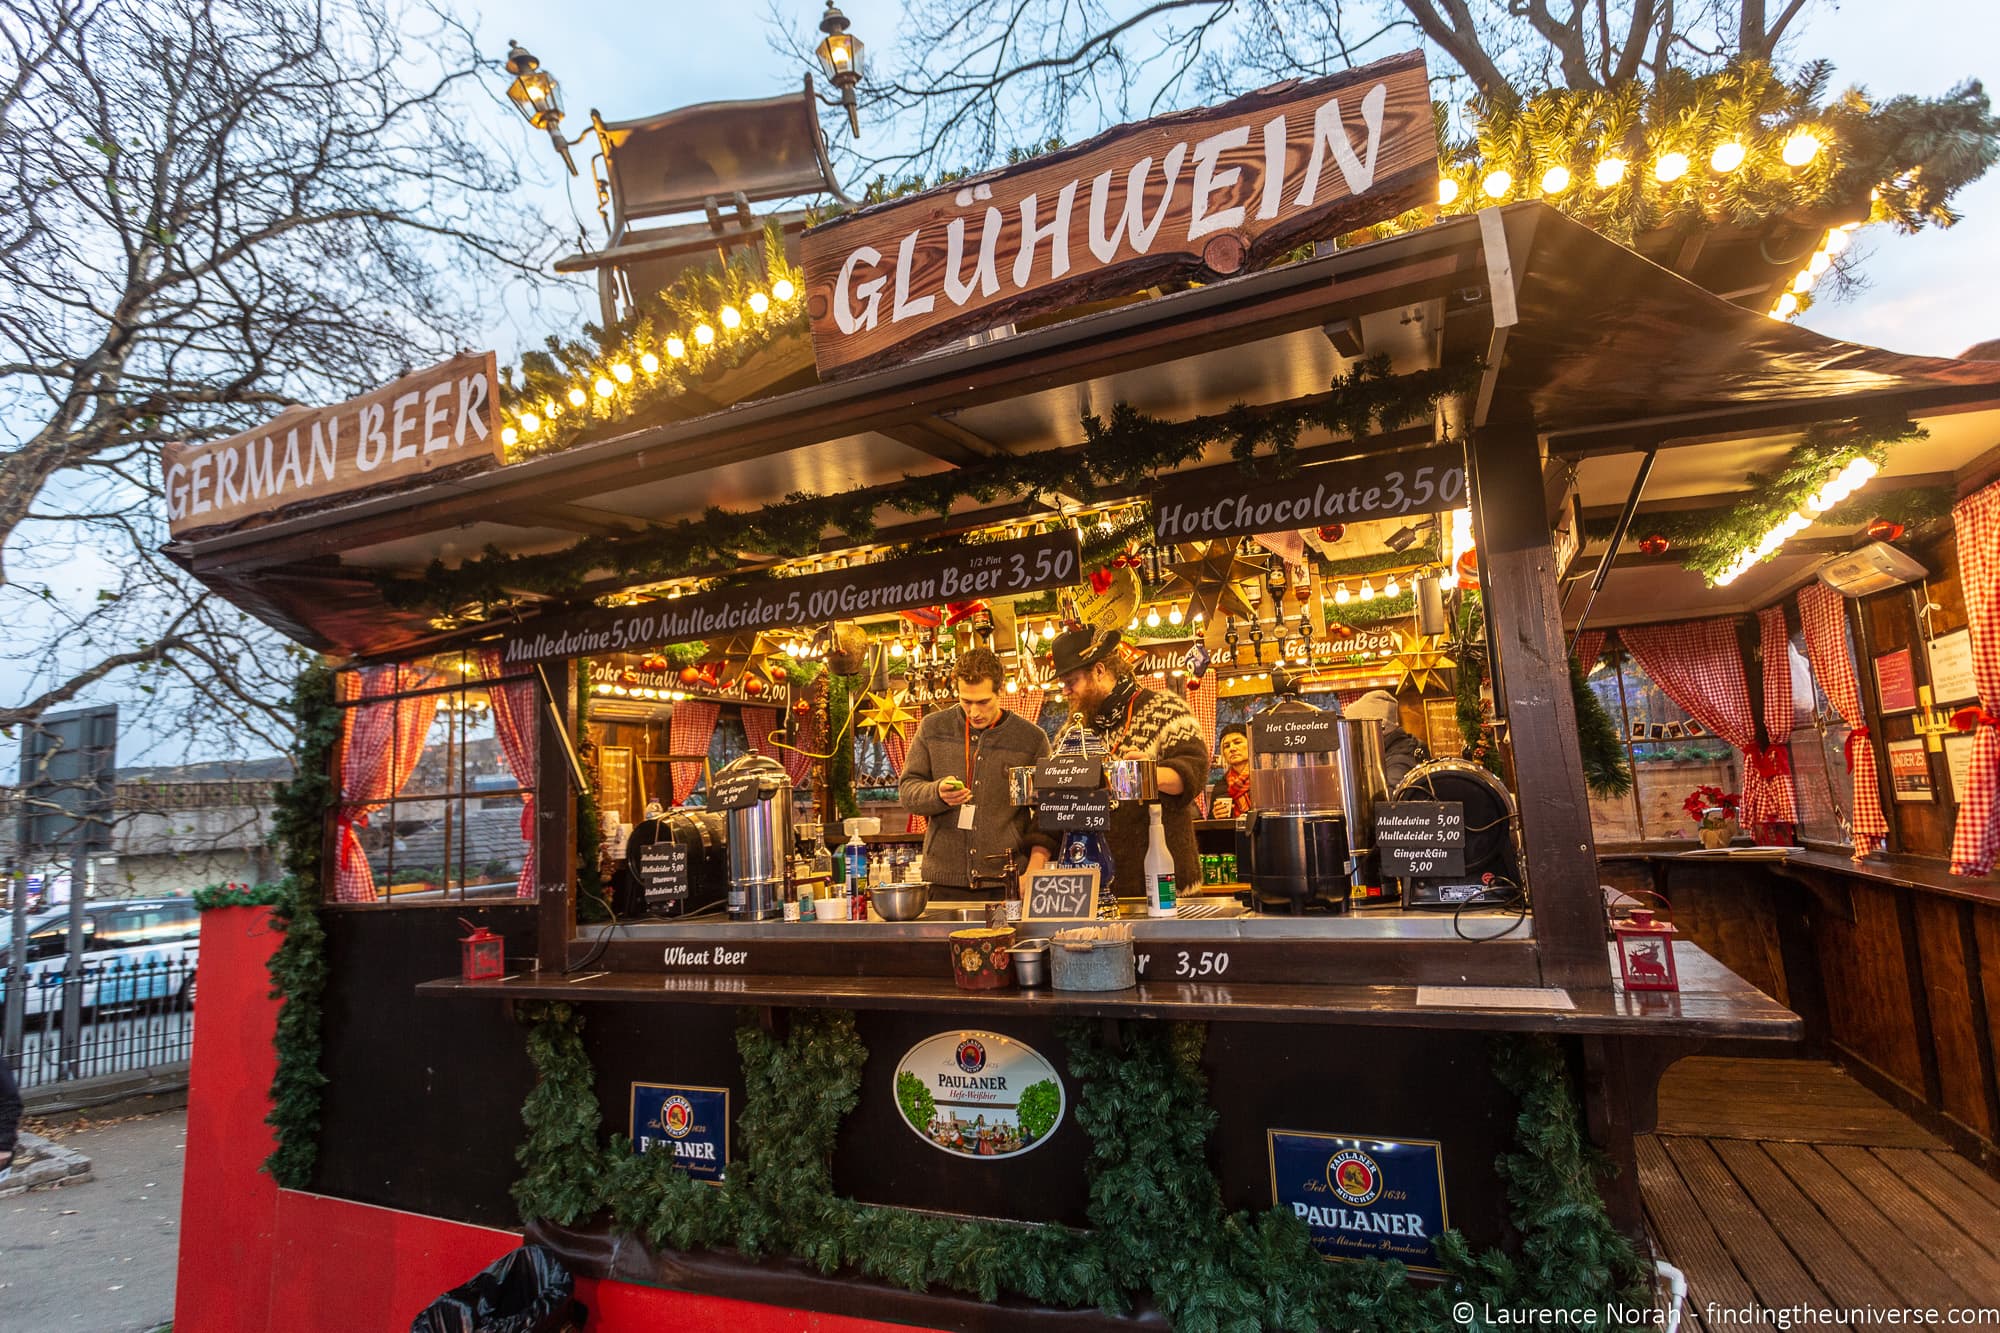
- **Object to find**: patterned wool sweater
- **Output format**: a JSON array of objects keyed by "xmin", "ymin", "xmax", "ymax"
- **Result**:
[{"xmin": 1087, "ymin": 677, "xmax": 1210, "ymax": 896}]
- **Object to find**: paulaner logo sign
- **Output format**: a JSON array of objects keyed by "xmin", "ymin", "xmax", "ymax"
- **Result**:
[
  {"xmin": 894, "ymin": 1030, "xmax": 1066, "ymax": 1161},
  {"xmin": 1267, "ymin": 1129, "xmax": 1450, "ymax": 1271},
  {"xmin": 630, "ymin": 1082, "xmax": 729, "ymax": 1185},
  {"xmin": 799, "ymin": 51, "xmax": 1434, "ymax": 376}
]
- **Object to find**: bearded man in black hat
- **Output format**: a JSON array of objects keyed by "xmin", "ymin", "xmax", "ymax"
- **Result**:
[{"xmin": 1050, "ymin": 627, "xmax": 1209, "ymax": 900}]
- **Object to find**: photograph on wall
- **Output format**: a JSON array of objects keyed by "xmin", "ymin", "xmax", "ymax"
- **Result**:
[{"xmin": 1885, "ymin": 738, "xmax": 1935, "ymax": 802}]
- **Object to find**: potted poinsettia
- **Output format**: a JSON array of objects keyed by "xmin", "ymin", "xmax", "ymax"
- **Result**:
[{"xmin": 1682, "ymin": 785, "xmax": 1741, "ymax": 849}]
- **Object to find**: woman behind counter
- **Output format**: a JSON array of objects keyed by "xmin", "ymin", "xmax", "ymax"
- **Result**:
[{"xmin": 1208, "ymin": 723, "xmax": 1252, "ymax": 818}]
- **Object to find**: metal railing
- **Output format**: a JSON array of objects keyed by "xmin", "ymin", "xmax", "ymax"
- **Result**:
[{"xmin": 2, "ymin": 956, "xmax": 196, "ymax": 1092}]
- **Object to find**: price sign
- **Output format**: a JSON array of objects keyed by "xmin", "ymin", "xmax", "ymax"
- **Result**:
[
  {"xmin": 637, "ymin": 842, "xmax": 689, "ymax": 906},
  {"xmin": 1036, "ymin": 789, "xmax": 1113, "ymax": 832},
  {"xmin": 1250, "ymin": 711, "xmax": 1342, "ymax": 754},
  {"xmin": 706, "ymin": 770, "xmax": 766, "ymax": 812},
  {"xmin": 1034, "ymin": 756, "xmax": 1104, "ymax": 791},
  {"xmin": 1376, "ymin": 801, "xmax": 1466, "ymax": 878},
  {"xmin": 1023, "ymin": 867, "xmax": 1100, "ymax": 924}
]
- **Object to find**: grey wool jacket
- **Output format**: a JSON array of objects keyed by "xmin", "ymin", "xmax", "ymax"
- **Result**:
[{"xmin": 899, "ymin": 706, "xmax": 1053, "ymax": 888}]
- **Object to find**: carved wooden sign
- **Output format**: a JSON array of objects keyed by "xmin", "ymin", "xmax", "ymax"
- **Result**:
[
  {"xmin": 798, "ymin": 51, "xmax": 1434, "ymax": 377},
  {"xmin": 163, "ymin": 351, "xmax": 500, "ymax": 538}
]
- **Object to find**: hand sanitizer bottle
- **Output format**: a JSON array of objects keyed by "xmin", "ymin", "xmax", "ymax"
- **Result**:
[{"xmin": 1144, "ymin": 806, "xmax": 1176, "ymax": 917}]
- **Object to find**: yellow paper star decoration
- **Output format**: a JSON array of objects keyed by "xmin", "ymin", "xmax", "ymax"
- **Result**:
[
  {"xmin": 1159, "ymin": 539, "xmax": 1264, "ymax": 650},
  {"xmin": 1391, "ymin": 631, "xmax": 1457, "ymax": 694},
  {"xmin": 703, "ymin": 631, "xmax": 783, "ymax": 687},
  {"xmin": 855, "ymin": 689, "xmax": 920, "ymax": 743}
]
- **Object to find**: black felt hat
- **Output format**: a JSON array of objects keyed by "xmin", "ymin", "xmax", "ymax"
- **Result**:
[{"xmin": 1050, "ymin": 626, "xmax": 1123, "ymax": 677}]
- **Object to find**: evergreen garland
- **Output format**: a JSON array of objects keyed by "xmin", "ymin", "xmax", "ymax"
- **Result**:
[
  {"xmin": 825, "ymin": 674, "xmax": 857, "ymax": 820},
  {"xmin": 1571, "ymin": 657, "xmax": 1634, "ymax": 799},
  {"xmin": 264, "ymin": 663, "xmax": 341, "ymax": 1188},
  {"xmin": 512, "ymin": 1003, "xmax": 1653, "ymax": 1330},
  {"xmin": 193, "ymin": 881, "xmax": 285, "ymax": 910}
]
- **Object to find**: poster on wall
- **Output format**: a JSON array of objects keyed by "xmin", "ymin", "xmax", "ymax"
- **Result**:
[
  {"xmin": 598, "ymin": 746, "xmax": 633, "ymax": 825},
  {"xmin": 630, "ymin": 1083, "xmax": 729, "ymax": 1184},
  {"xmin": 1874, "ymin": 648, "xmax": 1918, "ymax": 714},
  {"xmin": 1886, "ymin": 738, "xmax": 1935, "ymax": 803},
  {"xmin": 1267, "ymin": 1129, "xmax": 1450, "ymax": 1272},
  {"xmin": 1944, "ymin": 734, "xmax": 1976, "ymax": 803},
  {"xmin": 893, "ymin": 1030, "xmax": 1066, "ymax": 1160},
  {"xmin": 1927, "ymin": 630, "xmax": 1977, "ymax": 704},
  {"xmin": 1422, "ymin": 697, "xmax": 1463, "ymax": 755}
]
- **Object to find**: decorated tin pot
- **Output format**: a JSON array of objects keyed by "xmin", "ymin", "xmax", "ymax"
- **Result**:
[{"xmin": 948, "ymin": 927, "xmax": 1016, "ymax": 989}]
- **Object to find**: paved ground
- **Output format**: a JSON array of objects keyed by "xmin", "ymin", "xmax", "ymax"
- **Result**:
[{"xmin": 0, "ymin": 1098, "xmax": 184, "ymax": 1333}]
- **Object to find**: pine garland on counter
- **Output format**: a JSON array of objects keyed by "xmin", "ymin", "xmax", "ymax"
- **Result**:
[
  {"xmin": 193, "ymin": 882, "xmax": 286, "ymax": 910},
  {"xmin": 512, "ymin": 1004, "xmax": 1651, "ymax": 1329}
]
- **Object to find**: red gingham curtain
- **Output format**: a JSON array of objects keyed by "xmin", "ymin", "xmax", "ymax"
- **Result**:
[
  {"xmin": 779, "ymin": 688, "xmax": 817, "ymax": 786},
  {"xmin": 1950, "ymin": 482, "xmax": 2000, "ymax": 875},
  {"xmin": 1620, "ymin": 618, "xmax": 1788, "ymax": 838},
  {"xmin": 1572, "ymin": 630, "xmax": 1606, "ymax": 670},
  {"xmin": 1753, "ymin": 606, "xmax": 1799, "ymax": 837},
  {"xmin": 1002, "ymin": 687, "xmax": 1046, "ymax": 728},
  {"xmin": 741, "ymin": 706, "xmax": 779, "ymax": 762},
  {"xmin": 1186, "ymin": 674, "xmax": 1219, "ymax": 815},
  {"xmin": 1799, "ymin": 583, "xmax": 1890, "ymax": 858},
  {"xmin": 883, "ymin": 728, "xmax": 911, "ymax": 779},
  {"xmin": 476, "ymin": 652, "xmax": 538, "ymax": 899},
  {"xmin": 334, "ymin": 664, "xmax": 441, "ymax": 904},
  {"xmin": 668, "ymin": 699, "xmax": 719, "ymax": 805}
]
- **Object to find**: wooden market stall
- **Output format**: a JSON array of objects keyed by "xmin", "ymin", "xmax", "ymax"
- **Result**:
[{"xmin": 163, "ymin": 55, "xmax": 2000, "ymax": 1333}]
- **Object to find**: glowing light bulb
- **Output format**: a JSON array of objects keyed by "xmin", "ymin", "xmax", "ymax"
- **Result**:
[
  {"xmin": 1654, "ymin": 151, "xmax": 1690, "ymax": 183},
  {"xmin": 1593, "ymin": 157, "xmax": 1628, "ymax": 188},
  {"xmin": 1807, "ymin": 250, "xmax": 1832, "ymax": 277},
  {"xmin": 1481, "ymin": 169, "xmax": 1512, "ymax": 199},
  {"xmin": 748, "ymin": 291, "xmax": 770, "ymax": 315},
  {"xmin": 1437, "ymin": 177, "xmax": 1460, "ymax": 206},
  {"xmin": 1791, "ymin": 269, "xmax": 1814, "ymax": 294},
  {"xmin": 1168, "ymin": 605, "xmax": 1184, "ymax": 625},
  {"xmin": 639, "ymin": 351, "xmax": 660, "ymax": 374},
  {"xmin": 1193, "ymin": 609, "xmax": 1204, "ymax": 622},
  {"xmin": 1128, "ymin": 617, "xmax": 1139, "ymax": 631},
  {"xmin": 1782, "ymin": 131, "xmax": 1823, "ymax": 167},
  {"xmin": 567, "ymin": 386, "xmax": 587, "ymax": 407},
  {"xmin": 1710, "ymin": 141, "xmax": 1747, "ymax": 173},
  {"xmin": 1042, "ymin": 619, "xmax": 1056, "ymax": 640},
  {"xmin": 890, "ymin": 640, "xmax": 905, "ymax": 658},
  {"xmin": 772, "ymin": 277, "xmax": 796, "ymax": 301},
  {"xmin": 1773, "ymin": 292, "xmax": 1800, "ymax": 319},
  {"xmin": 1359, "ymin": 577, "xmax": 1376, "ymax": 602},
  {"xmin": 518, "ymin": 412, "xmax": 540, "ymax": 434},
  {"xmin": 612, "ymin": 362, "xmax": 634, "ymax": 385},
  {"xmin": 501, "ymin": 426, "xmax": 519, "ymax": 447},
  {"xmin": 1384, "ymin": 573, "xmax": 1401, "ymax": 597},
  {"xmin": 719, "ymin": 305, "xmax": 742, "ymax": 330},
  {"xmin": 1334, "ymin": 582, "xmax": 1351, "ymax": 605},
  {"xmin": 694, "ymin": 324, "xmax": 715, "ymax": 346},
  {"xmin": 1822, "ymin": 228, "xmax": 1851, "ymax": 256},
  {"xmin": 594, "ymin": 376, "xmax": 615, "ymax": 398},
  {"xmin": 1145, "ymin": 607, "xmax": 1161, "ymax": 628},
  {"xmin": 666, "ymin": 336, "xmax": 687, "ymax": 359},
  {"xmin": 1540, "ymin": 165, "xmax": 1571, "ymax": 196},
  {"xmin": 1005, "ymin": 678, "xmax": 1018, "ymax": 694}
]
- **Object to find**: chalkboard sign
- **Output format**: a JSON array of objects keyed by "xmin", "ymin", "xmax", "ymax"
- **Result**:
[
  {"xmin": 1023, "ymin": 867, "xmax": 1100, "ymax": 924},
  {"xmin": 1376, "ymin": 801, "xmax": 1466, "ymax": 878},
  {"xmin": 1251, "ymin": 711, "xmax": 1342, "ymax": 754},
  {"xmin": 1034, "ymin": 756, "xmax": 1103, "ymax": 792},
  {"xmin": 706, "ymin": 770, "xmax": 766, "ymax": 812},
  {"xmin": 1036, "ymin": 789, "xmax": 1113, "ymax": 832},
  {"xmin": 637, "ymin": 842, "xmax": 689, "ymax": 905}
]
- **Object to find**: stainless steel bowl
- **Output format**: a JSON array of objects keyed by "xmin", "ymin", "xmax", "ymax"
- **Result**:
[{"xmin": 871, "ymin": 882, "xmax": 931, "ymax": 921}]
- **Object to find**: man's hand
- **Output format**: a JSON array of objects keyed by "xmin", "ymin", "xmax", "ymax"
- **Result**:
[
  {"xmin": 1026, "ymin": 847, "xmax": 1050, "ymax": 871},
  {"xmin": 939, "ymin": 776, "xmax": 973, "ymax": 807}
]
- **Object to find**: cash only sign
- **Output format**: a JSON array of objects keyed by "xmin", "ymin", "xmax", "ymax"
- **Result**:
[{"xmin": 798, "ymin": 51, "xmax": 1435, "ymax": 376}]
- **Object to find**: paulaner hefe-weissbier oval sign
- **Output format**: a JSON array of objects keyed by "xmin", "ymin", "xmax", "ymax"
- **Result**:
[
  {"xmin": 162, "ymin": 351, "xmax": 500, "ymax": 538},
  {"xmin": 798, "ymin": 51, "xmax": 1433, "ymax": 377}
]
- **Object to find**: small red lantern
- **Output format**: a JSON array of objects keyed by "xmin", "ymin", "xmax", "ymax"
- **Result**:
[
  {"xmin": 679, "ymin": 665, "xmax": 701, "ymax": 685},
  {"xmin": 1317, "ymin": 524, "xmax": 1345, "ymax": 543},
  {"xmin": 1866, "ymin": 517, "xmax": 1906, "ymax": 542},
  {"xmin": 459, "ymin": 920, "xmax": 505, "ymax": 983},
  {"xmin": 1613, "ymin": 908, "xmax": 1679, "ymax": 992},
  {"xmin": 1638, "ymin": 532, "xmax": 1670, "ymax": 556}
]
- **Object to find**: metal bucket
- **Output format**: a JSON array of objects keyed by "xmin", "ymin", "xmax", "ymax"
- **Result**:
[
  {"xmin": 1050, "ymin": 933, "xmax": 1136, "ymax": 991},
  {"xmin": 1010, "ymin": 941, "xmax": 1050, "ymax": 988}
]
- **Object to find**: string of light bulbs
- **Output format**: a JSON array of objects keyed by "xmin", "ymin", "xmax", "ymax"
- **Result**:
[{"xmin": 1712, "ymin": 455, "xmax": 1880, "ymax": 586}]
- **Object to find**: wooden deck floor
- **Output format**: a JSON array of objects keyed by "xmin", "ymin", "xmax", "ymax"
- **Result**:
[{"xmin": 1643, "ymin": 1058, "xmax": 2000, "ymax": 1327}]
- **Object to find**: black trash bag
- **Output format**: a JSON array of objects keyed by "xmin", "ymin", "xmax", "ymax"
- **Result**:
[{"xmin": 410, "ymin": 1244, "xmax": 587, "ymax": 1333}]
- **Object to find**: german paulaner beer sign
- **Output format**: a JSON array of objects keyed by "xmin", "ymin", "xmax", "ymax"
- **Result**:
[
  {"xmin": 163, "ymin": 351, "xmax": 500, "ymax": 537},
  {"xmin": 800, "ymin": 52, "xmax": 1434, "ymax": 376},
  {"xmin": 1267, "ymin": 1129, "xmax": 1449, "ymax": 1271},
  {"xmin": 631, "ymin": 1082, "xmax": 729, "ymax": 1185}
]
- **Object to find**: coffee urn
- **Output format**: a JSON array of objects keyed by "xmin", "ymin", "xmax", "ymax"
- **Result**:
[
  {"xmin": 714, "ymin": 753, "xmax": 792, "ymax": 921},
  {"xmin": 1238, "ymin": 695, "xmax": 1356, "ymax": 914}
]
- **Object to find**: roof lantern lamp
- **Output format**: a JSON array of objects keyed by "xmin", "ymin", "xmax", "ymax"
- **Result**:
[
  {"xmin": 503, "ymin": 40, "xmax": 578, "ymax": 175},
  {"xmin": 816, "ymin": 2, "xmax": 866, "ymax": 139}
]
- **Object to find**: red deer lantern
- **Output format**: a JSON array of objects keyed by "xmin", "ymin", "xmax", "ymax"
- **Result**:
[
  {"xmin": 1613, "ymin": 908, "xmax": 1679, "ymax": 992},
  {"xmin": 459, "ymin": 920, "xmax": 505, "ymax": 982}
]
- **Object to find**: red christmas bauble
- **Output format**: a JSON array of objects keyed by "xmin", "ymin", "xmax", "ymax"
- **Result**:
[
  {"xmin": 770, "ymin": 666, "xmax": 788, "ymax": 683},
  {"xmin": 1317, "ymin": 524, "xmax": 1345, "ymax": 543},
  {"xmin": 678, "ymin": 665, "xmax": 701, "ymax": 685},
  {"xmin": 1866, "ymin": 518, "xmax": 1906, "ymax": 542},
  {"xmin": 1456, "ymin": 547, "xmax": 1481, "ymax": 590},
  {"xmin": 743, "ymin": 676, "xmax": 766, "ymax": 696},
  {"xmin": 1638, "ymin": 532, "xmax": 1670, "ymax": 556},
  {"xmin": 792, "ymin": 698, "xmax": 811, "ymax": 717}
]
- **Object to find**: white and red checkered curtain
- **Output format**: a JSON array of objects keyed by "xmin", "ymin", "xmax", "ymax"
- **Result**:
[
  {"xmin": 476, "ymin": 652, "xmax": 538, "ymax": 898},
  {"xmin": 1002, "ymin": 688, "xmax": 1046, "ymax": 727},
  {"xmin": 1621, "ymin": 618, "xmax": 1789, "ymax": 840},
  {"xmin": 779, "ymin": 686, "xmax": 818, "ymax": 786},
  {"xmin": 334, "ymin": 663, "xmax": 441, "ymax": 904},
  {"xmin": 1753, "ymin": 606, "xmax": 1799, "ymax": 837},
  {"xmin": 1572, "ymin": 630, "xmax": 1607, "ymax": 670},
  {"xmin": 741, "ymin": 706, "xmax": 779, "ymax": 762},
  {"xmin": 1183, "ymin": 674, "xmax": 1220, "ymax": 815},
  {"xmin": 668, "ymin": 700, "xmax": 719, "ymax": 805},
  {"xmin": 1798, "ymin": 583, "xmax": 1890, "ymax": 858},
  {"xmin": 1949, "ymin": 482, "xmax": 2000, "ymax": 875},
  {"xmin": 883, "ymin": 728, "xmax": 911, "ymax": 778}
]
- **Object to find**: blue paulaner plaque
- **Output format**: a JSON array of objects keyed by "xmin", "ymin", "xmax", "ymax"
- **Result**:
[
  {"xmin": 630, "ymin": 1083, "xmax": 729, "ymax": 1185},
  {"xmin": 1267, "ymin": 1129, "xmax": 1449, "ymax": 1272}
]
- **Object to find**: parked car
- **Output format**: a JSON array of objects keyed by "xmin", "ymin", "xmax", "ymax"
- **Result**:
[{"xmin": 0, "ymin": 898, "xmax": 201, "ymax": 1019}]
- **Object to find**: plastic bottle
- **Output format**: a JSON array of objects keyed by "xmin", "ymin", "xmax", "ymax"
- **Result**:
[
  {"xmin": 845, "ymin": 830, "xmax": 868, "ymax": 892},
  {"xmin": 1144, "ymin": 806, "xmax": 1177, "ymax": 917}
]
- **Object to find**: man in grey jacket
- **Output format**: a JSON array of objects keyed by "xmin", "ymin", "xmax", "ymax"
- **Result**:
[{"xmin": 900, "ymin": 648, "xmax": 1053, "ymax": 895}]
